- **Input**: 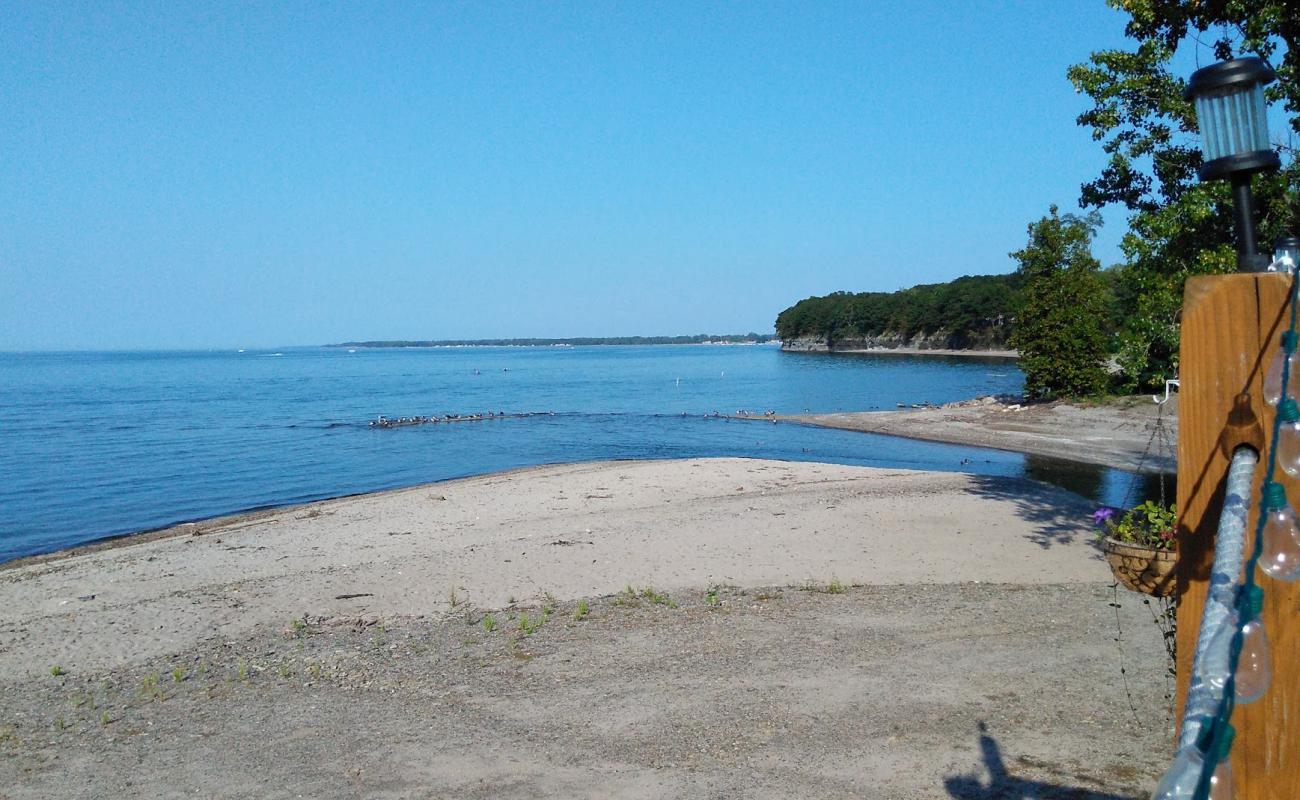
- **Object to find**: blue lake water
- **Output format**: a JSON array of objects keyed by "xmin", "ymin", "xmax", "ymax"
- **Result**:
[{"xmin": 0, "ymin": 345, "xmax": 1153, "ymax": 562}]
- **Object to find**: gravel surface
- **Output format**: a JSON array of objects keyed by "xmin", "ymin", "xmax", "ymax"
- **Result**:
[{"xmin": 0, "ymin": 582, "xmax": 1171, "ymax": 799}]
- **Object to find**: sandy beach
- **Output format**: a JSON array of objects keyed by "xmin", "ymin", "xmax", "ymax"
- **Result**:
[
  {"xmin": 0, "ymin": 457, "xmax": 1170, "ymax": 798},
  {"xmin": 784, "ymin": 395, "xmax": 1178, "ymax": 473}
]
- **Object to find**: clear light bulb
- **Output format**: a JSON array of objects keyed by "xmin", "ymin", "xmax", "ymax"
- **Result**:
[
  {"xmin": 1235, "ymin": 585, "xmax": 1271, "ymax": 704},
  {"xmin": 1259, "ymin": 490, "xmax": 1300, "ymax": 581},
  {"xmin": 1279, "ymin": 429, "xmax": 1300, "ymax": 478},
  {"xmin": 1150, "ymin": 746, "xmax": 1204, "ymax": 800},
  {"xmin": 1204, "ymin": 588, "xmax": 1271, "ymax": 704},
  {"xmin": 1236, "ymin": 617, "xmax": 1271, "ymax": 704},
  {"xmin": 1265, "ymin": 332, "xmax": 1300, "ymax": 406},
  {"xmin": 1278, "ymin": 400, "xmax": 1300, "ymax": 478},
  {"xmin": 1152, "ymin": 727, "xmax": 1236, "ymax": 800}
]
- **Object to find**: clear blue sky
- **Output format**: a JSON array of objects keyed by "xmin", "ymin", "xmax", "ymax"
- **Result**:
[{"xmin": 2, "ymin": 1, "xmax": 1141, "ymax": 350}]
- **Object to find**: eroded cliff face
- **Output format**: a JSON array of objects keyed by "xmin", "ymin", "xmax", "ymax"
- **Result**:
[{"xmin": 780, "ymin": 328, "xmax": 1009, "ymax": 352}]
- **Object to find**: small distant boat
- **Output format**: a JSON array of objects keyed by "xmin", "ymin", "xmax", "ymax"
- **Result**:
[
  {"xmin": 237, "ymin": 349, "xmax": 245, "ymax": 353},
  {"xmin": 347, "ymin": 349, "xmax": 357, "ymax": 353}
]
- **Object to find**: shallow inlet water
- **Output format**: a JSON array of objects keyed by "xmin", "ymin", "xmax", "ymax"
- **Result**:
[{"xmin": 0, "ymin": 346, "xmax": 1166, "ymax": 561}]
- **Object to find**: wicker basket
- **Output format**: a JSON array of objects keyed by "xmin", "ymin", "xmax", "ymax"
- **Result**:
[{"xmin": 1102, "ymin": 537, "xmax": 1178, "ymax": 597}]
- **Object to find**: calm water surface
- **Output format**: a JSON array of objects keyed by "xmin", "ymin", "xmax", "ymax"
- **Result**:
[{"xmin": 0, "ymin": 346, "xmax": 1154, "ymax": 561}]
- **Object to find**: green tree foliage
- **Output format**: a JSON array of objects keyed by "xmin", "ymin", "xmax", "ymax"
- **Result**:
[
  {"xmin": 773, "ymin": 273, "xmax": 1021, "ymax": 348},
  {"xmin": 1009, "ymin": 207, "xmax": 1110, "ymax": 400},
  {"xmin": 1068, "ymin": 0, "xmax": 1300, "ymax": 390}
]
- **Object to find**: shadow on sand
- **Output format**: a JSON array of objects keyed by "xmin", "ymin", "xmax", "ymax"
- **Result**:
[
  {"xmin": 962, "ymin": 473, "xmax": 1099, "ymax": 550},
  {"xmin": 945, "ymin": 723, "xmax": 1141, "ymax": 800},
  {"xmin": 963, "ymin": 455, "xmax": 1174, "ymax": 550}
]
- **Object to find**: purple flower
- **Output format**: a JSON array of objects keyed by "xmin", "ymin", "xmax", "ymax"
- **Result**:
[{"xmin": 1092, "ymin": 507, "xmax": 1120, "ymax": 527}]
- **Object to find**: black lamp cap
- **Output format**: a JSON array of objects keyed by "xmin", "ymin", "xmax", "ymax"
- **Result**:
[
  {"xmin": 1276, "ymin": 236, "xmax": 1300, "ymax": 250},
  {"xmin": 1199, "ymin": 149, "xmax": 1281, "ymax": 181},
  {"xmin": 1185, "ymin": 56, "xmax": 1276, "ymax": 100}
]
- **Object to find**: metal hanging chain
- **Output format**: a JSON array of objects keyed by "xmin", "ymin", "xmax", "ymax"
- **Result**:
[
  {"xmin": 1155, "ymin": 403, "xmax": 1172, "ymax": 509},
  {"xmin": 1128, "ymin": 398, "xmax": 1172, "ymax": 508}
]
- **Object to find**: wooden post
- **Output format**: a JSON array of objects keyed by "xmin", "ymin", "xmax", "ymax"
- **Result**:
[{"xmin": 1177, "ymin": 272, "xmax": 1299, "ymax": 798}]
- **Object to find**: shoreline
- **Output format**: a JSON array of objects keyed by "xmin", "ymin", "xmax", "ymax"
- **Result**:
[
  {"xmin": 777, "ymin": 395, "xmax": 1177, "ymax": 474},
  {"xmin": 782, "ymin": 346, "xmax": 1018, "ymax": 358},
  {"xmin": 6, "ymin": 394, "xmax": 1170, "ymax": 568},
  {"xmin": 0, "ymin": 459, "xmax": 588, "ymax": 572}
]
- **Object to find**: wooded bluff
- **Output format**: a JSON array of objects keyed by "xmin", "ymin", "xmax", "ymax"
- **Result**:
[{"xmin": 774, "ymin": 274, "xmax": 1022, "ymax": 352}]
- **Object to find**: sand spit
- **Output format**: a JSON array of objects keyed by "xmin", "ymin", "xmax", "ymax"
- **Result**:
[{"xmin": 786, "ymin": 396, "xmax": 1178, "ymax": 473}]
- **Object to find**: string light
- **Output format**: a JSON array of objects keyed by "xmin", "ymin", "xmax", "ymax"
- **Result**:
[
  {"xmin": 1258, "ymin": 482, "xmax": 1300, "ymax": 581},
  {"xmin": 1151, "ymin": 725, "xmax": 1236, "ymax": 800},
  {"xmin": 1205, "ymin": 586, "xmax": 1271, "ymax": 704},
  {"xmin": 1264, "ymin": 332, "xmax": 1298, "ymax": 405},
  {"xmin": 1275, "ymin": 399, "xmax": 1300, "ymax": 476},
  {"xmin": 1234, "ymin": 586, "xmax": 1271, "ymax": 704}
]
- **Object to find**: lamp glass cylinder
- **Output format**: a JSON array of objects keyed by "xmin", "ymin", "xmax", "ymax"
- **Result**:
[{"xmin": 1194, "ymin": 83, "xmax": 1270, "ymax": 162}]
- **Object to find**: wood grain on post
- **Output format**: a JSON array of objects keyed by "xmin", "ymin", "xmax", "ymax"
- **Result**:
[{"xmin": 1177, "ymin": 272, "xmax": 1297, "ymax": 798}]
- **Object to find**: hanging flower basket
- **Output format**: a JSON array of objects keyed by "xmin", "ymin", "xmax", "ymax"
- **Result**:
[
  {"xmin": 1102, "ymin": 536, "xmax": 1178, "ymax": 597},
  {"xmin": 1094, "ymin": 502, "xmax": 1178, "ymax": 597}
]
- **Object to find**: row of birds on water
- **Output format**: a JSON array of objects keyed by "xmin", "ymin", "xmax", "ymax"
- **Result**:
[
  {"xmin": 368, "ymin": 409, "xmax": 789, "ymax": 428},
  {"xmin": 369, "ymin": 411, "xmax": 554, "ymax": 428},
  {"xmin": 370, "ymin": 404, "xmax": 945, "ymax": 429}
]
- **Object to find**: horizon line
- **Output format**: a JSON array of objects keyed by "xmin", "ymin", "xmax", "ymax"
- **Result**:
[{"xmin": 0, "ymin": 332, "xmax": 781, "ymax": 355}]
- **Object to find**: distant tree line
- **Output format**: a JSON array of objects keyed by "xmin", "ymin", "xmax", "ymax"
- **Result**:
[
  {"xmin": 773, "ymin": 273, "xmax": 1023, "ymax": 348},
  {"xmin": 330, "ymin": 334, "xmax": 775, "ymax": 348}
]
